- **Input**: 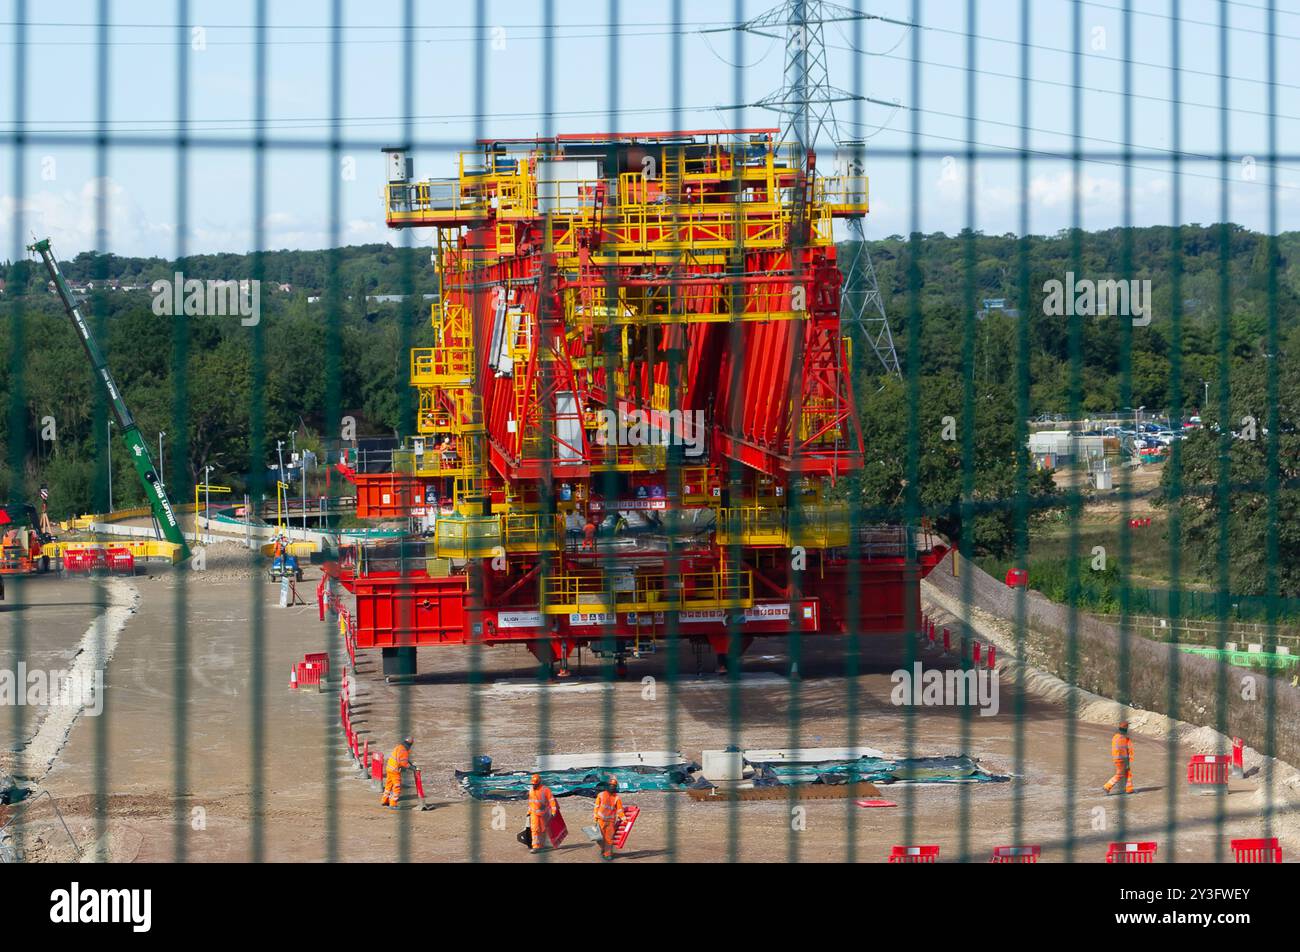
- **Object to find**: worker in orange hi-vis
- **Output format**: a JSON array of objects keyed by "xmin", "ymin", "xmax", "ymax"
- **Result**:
[
  {"xmin": 380, "ymin": 736, "xmax": 416, "ymax": 809},
  {"xmin": 527, "ymin": 774, "xmax": 559, "ymax": 853},
  {"xmin": 593, "ymin": 776, "xmax": 626, "ymax": 861},
  {"xmin": 582, "ymin": 518, "xmax": 597, "ymax": 552},
  {"xmin": 1103, "ymin": 721, "xmax": 1135, "ymax": 795}
]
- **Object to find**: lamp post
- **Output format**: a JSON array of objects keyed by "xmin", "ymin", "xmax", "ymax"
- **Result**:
[{"xmin": 203, "ymin": 464, "xmax": 213, "ymax": 544}]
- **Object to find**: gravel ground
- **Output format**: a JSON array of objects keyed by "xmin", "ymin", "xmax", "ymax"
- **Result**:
[{"xmin": 2, "ymin": 559, "xmax": 1292, "ymax": 862}]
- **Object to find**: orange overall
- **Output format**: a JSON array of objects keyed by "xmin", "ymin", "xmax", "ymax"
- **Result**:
[
  {"xmin": 527, "ymin": 783, "xmax": 558, "ymax": 849},
  {"xmin": 381, "ymin": 742, "xmax": 411, "ymax": 807},
  {"xmin": 593, "ymin": 789, "xmax": 625, "ymax": 859},
  {"xmin": 1104, "ymin": 732, "xmax": 1135, "ymax": 794}
]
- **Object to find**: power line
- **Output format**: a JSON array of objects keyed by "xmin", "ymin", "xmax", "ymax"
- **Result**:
[
  {"xmin": 4, "ymin": 10, "xmax": 1295, "ymax": 98},
  {"xmin": 838, "ymin": 119, "xmax": 1300, "ymax": 193},
  {"xmin": 0, "ymin": 18, "xmax": 736, "ymax": 31},
  {"xmin": 0, "ymin": 23, "xmax": 730, "ymax": 46},
  {"xmin": 886, "ymin": 11, "xmax": 1300, "ymax": 93},
  {"xmin": 1076, "ymin": 0, "xmax": 1300, "ymax": 41},
  {"xmin": 2, "ymin": 103, "xmax": 734, "ymax": 134},
  {"xmin": 826, "ymin": 39, "xmax": 1300, "ymax": 124}
]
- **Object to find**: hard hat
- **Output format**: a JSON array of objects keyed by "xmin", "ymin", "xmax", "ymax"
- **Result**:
[
  {"xmin": 607, "ymin": 776, "xmax": 618, "ymax": 790},
  {"xmin": 531, "ymin": 773, "xmax": 541, "ymax": 785},
  {"xmin": 1118, "ymin": 721, "xmax": 1129, "ymax": 732}
]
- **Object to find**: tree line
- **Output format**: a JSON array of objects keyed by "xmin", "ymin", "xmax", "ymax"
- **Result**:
[{"xmin": 1, "ymin": 225, "xmax": 1296, "ymax": 592}]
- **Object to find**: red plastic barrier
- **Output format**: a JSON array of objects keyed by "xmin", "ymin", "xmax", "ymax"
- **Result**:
[
  {"xmin": 1004, "ymin": 567, "xmax": 1028, "ymax": 587},
  {"xmin": 972, "ymin": 642, "xmax": 982, "ymax": 665},
  {"xmin": 106, "ymin": 548, "xmax": 134, "ymax": 573},
  {"xmin": 888, "ymin": 844, "xmax": 939, "ymax": 864},
  {"xmin": 928, "ymin": 620, "xmax": 936, "ymax": 641},
  {"xmin": 1230, "ymin": 838, "xmax": 1281, "ymax": 863},
  {"xmin": 1187, "ymin": 755, "xmax": 1230, "ymax": 787},
  {"xmin": 990, "ymin": 845, "xmax": 1040, "ymax": 863},
  {"xmin": 305, "ymin": 651, "xmax": 330, "ymax": 674},
  {"xmin": 1106, "ymin": 841, "xmax": 1157, "ymax": 864},
  {"xmin": 371, "ymin": 752, "xmax": 383, "ymax": 781},
  {"xmin": 613, "ymin": 805, "xmax": 640, "ymax": 849},
  {"xmin": 361, "ymin": 739, "xmax": 369, "ymax": 772},
  {"xmin": 295, "ymin": 661, "xmax": 324, "ymax": 690},
  {"xmin": 415, "ymin": 769, "xmax": 425, "ymax": 800},
  {"xmin": 986, "ymin": 645, "xmax": 996, "ymax": 668},
  {"xmin": 1232, "ymin": 737, "xmax": 1244, "ymax": 775},
  {"xmin": 63, "ymin": 548, "xmax": 108, "ymax": 572}
]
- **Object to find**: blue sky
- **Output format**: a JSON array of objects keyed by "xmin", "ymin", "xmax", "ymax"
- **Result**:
[{"xmin": 2, "ymin": 0, "xmax": 1298, "ymax": 259}]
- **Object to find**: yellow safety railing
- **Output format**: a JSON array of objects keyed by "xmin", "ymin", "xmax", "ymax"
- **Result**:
[
  {"xmin": 798, "ymin": 396, "xmax": 848, "ymax": 444},
  {"xmin": 452, "ymin": 471, "xmax": 492, "ymax": 514},
  {"xmin": 680, "ymin": 466, "xmax": 716, "ymax": 505},
  {"xmin": 563, "ymin": 282, "xmax": 803, "ymax": 328},
  {"xmin": 716, "ymin": 506, "xmax": 786, "ymax": 546},
  {"xmin": 430, "ymin": 511, "xmax": 565, "ymax": 559},
  {"xmin": 416, "ymin": 392, "xmax": 456, "ymax": 436},
  {"xmin": 433, "ymin": 515, "xmax": 501, "ymax": 560},
  {"xmin": 586, "ymin": 441, "xmax": 668, "ymax": 472},
  {"xmin": 540, "ymin": 567, "xmax": 752, "ymax": 614},
  {"xmin": 715, "ymin": 504, "xmax": 852, "ymax": 548},
  {"xmin": 411, "ymin": 346, "xmax": 472, "ymax": 386},
  {"xmin": 817, "ymin": 173, "xmax": 869, "ymax": 215},
  {"xmin": 385, "ymin": 179, "xmax": 490, "ymax": 225},
  {"xmin": 502, "ymin": 512, "xmax": 565, "ymax": 553}
]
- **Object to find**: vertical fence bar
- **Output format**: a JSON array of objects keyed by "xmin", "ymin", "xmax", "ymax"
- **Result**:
[
  {"xmin": 1164, "ymin": 0, "xmax": 1186, "ymax": 858},
  {"xmin": 170, "ymin": 0, "xmax": 192, "ymax": 864},
  {"xmin": 248, "ymin": 0, "xmax": 269, "ymax": 865},
  {"xmin": 4, "ymin": 0, "xmax": 29, "ymax": 866}
]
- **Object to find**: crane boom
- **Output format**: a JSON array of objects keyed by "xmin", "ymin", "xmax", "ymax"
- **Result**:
[{"xmin": 28, "ymin": 238, "xmax": 191, "ymax": 560}]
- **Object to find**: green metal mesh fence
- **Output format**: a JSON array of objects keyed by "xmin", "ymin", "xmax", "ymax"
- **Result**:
[{"xmin": 0, "ymin": 0, "xmax": 1294, "ymax": 871}]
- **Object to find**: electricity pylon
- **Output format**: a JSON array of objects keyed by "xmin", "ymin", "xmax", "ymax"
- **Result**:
[{"xmin": 736, "ymin": 0, "xmax": 901, "ymax": 377}]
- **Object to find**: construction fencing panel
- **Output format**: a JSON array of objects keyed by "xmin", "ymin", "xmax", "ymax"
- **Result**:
[{"xmin": 0, "ymin": 0, "xmax": 1293, "ymax": 869}]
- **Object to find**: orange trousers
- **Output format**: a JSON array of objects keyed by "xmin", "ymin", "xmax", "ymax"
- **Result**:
[
  {"xmin": 1104, "ymin": 759, "xmax": 1134, "ymax": 793},
  {"xmin": 529, "ymin": 813, "xmax": 552, "ymax": 849},
  {"xmin": 381, "ymin": 768, "xmax": 402, "ymax": 806},
  {"xmin": 597, "ymin": 819, "xmax": 617, "ymax": 858}
]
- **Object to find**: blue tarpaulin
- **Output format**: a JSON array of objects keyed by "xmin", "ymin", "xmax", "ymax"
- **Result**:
[
  {"xmin": 457, "ymin": 763, "xmax": 698, "ymax": 801},
  {"xmin": 456, "ymin": 753, "xmax": 1006, "ymax": 800},
  {"xmin": 752, "ymin": 754, "xmax": 1009, "ymax": 786}
]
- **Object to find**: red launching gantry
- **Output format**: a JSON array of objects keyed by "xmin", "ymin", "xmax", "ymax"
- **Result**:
[{"xmin": 333, "ymin": 130, "xmax": 946, "ymax": 676}]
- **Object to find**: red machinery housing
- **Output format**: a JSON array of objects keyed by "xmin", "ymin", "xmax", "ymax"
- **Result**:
[{"xmin": 333, "ymin": 130, "xmax": 946, "ymax": 674}]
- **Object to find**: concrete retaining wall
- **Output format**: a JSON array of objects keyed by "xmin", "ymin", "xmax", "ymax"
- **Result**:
[{"xmin": 925, "ymin": 551, "xmax": 1300, "ymax": 767}]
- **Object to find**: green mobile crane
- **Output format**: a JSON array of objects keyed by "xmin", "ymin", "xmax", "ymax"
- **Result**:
[{"xmin": 28, "ymin": 238, "xmax": 191, "ymax": 561}]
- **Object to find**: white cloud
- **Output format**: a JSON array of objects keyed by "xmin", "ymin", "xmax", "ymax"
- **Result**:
[{"xmin": 0, "ymin": 177, "xmax": 171, "ymax": 259}]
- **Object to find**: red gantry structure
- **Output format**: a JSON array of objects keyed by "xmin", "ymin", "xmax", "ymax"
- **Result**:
[{"xmin": 333, "ymin": 129, "xmax": 946, "ymax": 676}]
